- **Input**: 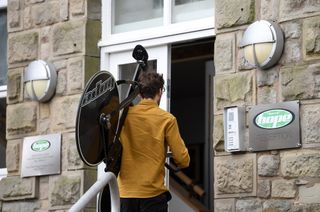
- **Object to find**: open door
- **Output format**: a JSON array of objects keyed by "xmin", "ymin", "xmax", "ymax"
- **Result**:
[
  {"xmin": 169, "ymin": 38, "xmax": 214, "ymax": 211},
  {"xmin": 100, "ymin": 45, "xmax": 171, "ymax": 188}
]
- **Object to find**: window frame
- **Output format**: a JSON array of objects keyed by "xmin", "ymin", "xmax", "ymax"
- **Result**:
[
  {"xmin": 99, "ymin": 0, "xmax": 215, "ymax": 49},
  {"xmin": 0, "ymin": 0, "xmax": 7, "ymax": 180},
  {"xmin": 0, "ymin": 0, "xmax": 7, "ymax": 96}
]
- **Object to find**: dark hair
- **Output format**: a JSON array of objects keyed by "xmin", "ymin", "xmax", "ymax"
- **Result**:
[{"xmin": 138, "ymin": 72, "xmax": 164, "ymax": 99}]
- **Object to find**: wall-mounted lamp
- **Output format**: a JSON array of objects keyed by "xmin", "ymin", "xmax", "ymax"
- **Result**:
[
  {"xmin": 240, "ymin": 20, "xmax": 284, "ymax": 70},
  {"xmin": 24, "ymin": 60, "xmax": 57, "ymax": 102}
]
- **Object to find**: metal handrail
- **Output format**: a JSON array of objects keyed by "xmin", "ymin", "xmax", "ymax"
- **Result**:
[{"xmin": 69, "ymin": 172, "xmax": 120, "ymax": 212}]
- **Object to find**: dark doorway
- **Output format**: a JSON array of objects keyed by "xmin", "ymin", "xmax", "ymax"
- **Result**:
[{"xmin": 170, "ymin": 38, "xmax": 215, "ymax": 210}]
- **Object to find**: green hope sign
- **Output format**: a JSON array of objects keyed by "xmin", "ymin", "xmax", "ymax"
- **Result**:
[
  {"xmin": 255, "ymin": 109, "xmax": 294, "ymax": 129},
  {"xmin": 31, "ymin": 140, "xmax": 51, "ymax": 152}
]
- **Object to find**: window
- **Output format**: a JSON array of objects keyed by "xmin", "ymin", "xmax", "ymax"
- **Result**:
[
  {"xmin": 112, "ymin": 0, "xmax": 213, "ymax": 33},
  {"xmin": 112, "ymin": 0, "xmax": 164, "ymax": 33},
  {"xmin": 0, "ymin": 0, "xmax": 7, "ymax": 181},
  {"xmin": 172, "ymin": 0, "xmax": 213, "ymax": 23},
  {"xmin": 0, "ymin": 0, "xmax": 7, "ymax": 92},
  {"xmin": 102, "ymin": 0, "xmax": 214, "ymax": 47},
  {"xmin": 0, "ymin": 4, "xmax": 7, "ymax": 86}
]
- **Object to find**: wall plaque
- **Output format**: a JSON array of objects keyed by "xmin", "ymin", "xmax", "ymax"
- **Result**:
[
  {"xmin": 248, "ymin": 101, "xmax": 300, "ymax": 151},
  {"xmin": 21, "ymin": 133, "xmax": 61, "ymax": 177}
]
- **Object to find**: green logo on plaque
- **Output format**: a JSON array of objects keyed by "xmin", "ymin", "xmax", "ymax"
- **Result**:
[
  {"xmin": 255, "ymin": 109, "xmax": 293, "ymax": 129},
  {"xmin": 31, "ymin": 140, "xmax": 51, "ymax": 152}
]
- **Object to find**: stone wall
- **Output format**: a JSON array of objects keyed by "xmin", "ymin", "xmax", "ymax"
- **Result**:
[
  {"xmin": 0, "ymin": 0, "xmax": 101, "ymax": 211},
  {"xmin": 214, "ymin": 0, "xmax": 320, "ymax": 211}
]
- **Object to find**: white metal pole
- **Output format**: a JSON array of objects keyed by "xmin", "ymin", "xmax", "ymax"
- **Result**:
[{"xmin": 69, "ymin": 172, "xmax": 120, "ymax": 212}]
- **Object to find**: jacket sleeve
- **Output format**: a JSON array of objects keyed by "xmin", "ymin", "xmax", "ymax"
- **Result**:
[{"xmin": 165, "ymin": 117, "xmax": 190, "ymax": 168}]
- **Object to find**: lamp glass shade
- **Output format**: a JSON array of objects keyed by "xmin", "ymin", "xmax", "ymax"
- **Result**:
[
  {"xmin": 243, "ymin": 43, "xmax": 274, "ymax": 67},
  {"xmin": 25, "ymin": 80, "xmax": 49, "ymax": 101},
  {"xmin": 240, "ymin": 20, "xmax": 284, "ymax": 70},
  {"xmin": 24, "ymin": 60, "xmax": 57, "ymax": 102}
]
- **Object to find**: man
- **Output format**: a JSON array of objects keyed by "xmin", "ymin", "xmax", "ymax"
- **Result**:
[{"xmin": 118, "ymin": 72, "xmax": 190, "ymax": 212}]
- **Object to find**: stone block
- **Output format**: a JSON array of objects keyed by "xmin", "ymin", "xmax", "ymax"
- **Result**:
[
  {"xmin": 40, "ymin": 43, "xmax": 51, "ymax": 60},
  {"xmin": 67, "ymin": 57, "xmax": 84, "ymax": 95},
  {"xmin": 299, "ymin": 183, "xmax": 320, "ymax": 204},
  {"xmin": 6, "ymin": 139, "xmax": 21, "ymax": 173},
  {"xmin": 258, "ymin": 155, "xmax": 280, "ymax": 176},
  {"xmin": 214, "ymin": 33, "xmax": 235, "ymax": 73},
  {"xmin": 56, "ymin": 68, "xmax": 68, "ymax": 96},
  {"xmin": 23, "ymin": 6, "xmax": 32, "ymax": 30},
  {"xmin": 300, "ymin": 103, "xmax": 320, "ymax": 147},
  {"xmin": 303, "ymin": 17, "xmax": 320, "ymax": 61},
  {"xmin": 54, "ymin": 59, "xmax": 68, "ymax": 96},
  {"xmin": 38, "ymin": 120, "xmax": 51, "ymax": 137},
  {"xmin": 84, "ymin": 56, "xmax": 100, "ymax": 83},
  {"xmin": 39, "ymin": 176, "xmax": 49, "ymax": 200},
  {"xmin": 49, "ymin": 170, "xmax": 96, "ymax": 210},
  {"xmin": 257, "ymin": 68, "xmax": 279, "ymax": 87},
  {"xmin": 263, "ymin": 200, "xmax": 292, "ymax": 211},
  {"xmin": 214, "ymin": 154, "xmax": 256, "ymax": 198},
  {"xmin": 279, "ymin": 0, "xmax": 320, "ymax": 21},
  {"xmin": 215, "ymin": 71, "xmax": 254, "ymax": 111},
  {"xmin": 8, "ymin": 10, "xmax": 21, "ymax": 29},
  {"xmin": 8, "ymin": 31, "xmax": 38, "ymax": 64},
  {"xmin": 63, "ymin": 132, "xmax": 85, "ymax": 170},
  {"xmin": 7, "ymin": 0, "xmax": 21, "ymax": 31},
  {"xmin": 214, "ymin": 198, "xmax": 235, "ymax": 212},
  {"xmin": 281, "ymin": 149, "xmax": 320, "ymax": 178},
  {"xmin": 52, "ymin": 20, "xmax": 85, "ymax": 56},
  {"xmin": 8, "ymin": 0, "xmax": 20, "ymax": 10},
  {"xmin": 215, "ymin": 0, "xmax": 255, "ymax": 29},
  {"xmin": 279, "ymin": 39, "xmax": 302, "ymax": 65},
  {"xmin": 70, "ymin": 0, "xmax": 85, "ymax": 17},
  {"xmin": 271, "ymin": 179, "xmax": 296, "ymax": 198},
  {"xmin": 60, "ymin": 0, "xmax": 69, "ymax": 21},
  {"xmin": 257, "ymin": 179, "xmax": 270, "ymax": 198},
  {"xmin": 37, "ymin": 103, "xmax": 51, "ymax": 133},
  {"xmin": 293, "ymin": 203, "xmax": 320, "ymax": 212},
  {"xmin": 213, "ymin": 115, "xmax": 225, "ymax": 153},
  {"xmin": 88, "ymin": 0, "xmax": 101, "ymax": 20},
  {"xmin": 280, "ymin": 64, "xmax": 320, "ymax": 100},
  {"xmin": 86, "ymin": 21, "xmax": 101, "ymax": 57},
  {"xmin": 2, "ymin": 201, "xmax": 41, "ymax": 212},
  {"xmin": 236, "ymin": 199, "xmax": 262, "ymax": 212},
  {"xmin": 39, "ymin": 103, "xmax": 50, "ymax": 119},
  {"xmin": 49, "ymin": 174, "xmax": 81, "ymax": 209},
  {"xmin": 40, "ymin": 26, "xmax": 52, "ymax": 41},
  {"xmin": 0, "ymin": 176, "xmax": 37, "ymax": 200},
  {"xmin": 7, "ymin": 68, "xmax": 24, "ymax": 104},
  {"xmin": 282, "ymin": 21, "xmax": 302, "ymax": 40},
  {"xmin": 25, "ymin": 0, "xmax": 45, "ymax": 4},
  {"xmin": 50, "ymin": 95, "xmax": 81, "ymax": 131},
  {"xmin": 6, "ymin": 102, "xmax": 38, "ymax": 139},
  {"xmin": 260, "ymin": 0, "xmax": 279, "ymax": 20},
  {"xmin": 31, "ymin": 0, "xmax": 60, "ymax": 26},
  {"xmin": 257, "ymin": 86, "xmax": 277, "ymax": 105}
]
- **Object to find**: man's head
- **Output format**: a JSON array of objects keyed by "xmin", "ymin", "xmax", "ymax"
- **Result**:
[{"xmin": 138, "ymin": 72, "xmax": 164, "ymax": 101}]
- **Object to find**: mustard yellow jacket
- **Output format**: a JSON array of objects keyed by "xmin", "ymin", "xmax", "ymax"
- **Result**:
[{"xmin": 118, "ymin": 99, "xmax": 190, "ymax": 198}]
